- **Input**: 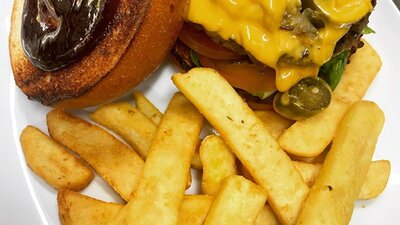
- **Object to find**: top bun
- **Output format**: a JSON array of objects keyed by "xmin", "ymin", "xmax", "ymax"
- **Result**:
[{"xmin": 9, "ymin": 0, "xmax": 186, "ymax": 109}]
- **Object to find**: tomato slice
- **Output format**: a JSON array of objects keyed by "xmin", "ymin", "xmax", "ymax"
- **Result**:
[
  {"xmin": 198, "ymin": 55, "xmax": 277, "ymax": 94},
  {"xmin": 178, "ymin": 23, "xmax": 243, "ymax": 60}
]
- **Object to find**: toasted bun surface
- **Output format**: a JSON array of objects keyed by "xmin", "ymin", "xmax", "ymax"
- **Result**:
[{"xmin": 10, "ymin": 0, "xmax": 186, "ymax": 109}]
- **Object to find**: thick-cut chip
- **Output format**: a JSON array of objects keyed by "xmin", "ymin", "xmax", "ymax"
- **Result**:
[
  {"xmin": 173, "ymin": 68, "xmax": 309, "ymax": 225},
  {"xmin": 289, "ymin": 146, "xmax": 330, "ymax": 164},
  {"xmin": 279, "ymin": 41, "xmax": 382, "ymax": 157},
  {"xmin": 133, "ymin": 92, "xmax": 163, "ymax": 124},
  {"xmin": 58, "ymin": 190, "xmax": 123, "ymax": 225},
  {"xmin": 293, "ymin": 161, "xmax": 322, "ymax": 186},
  {"xmin": 20, "ymin": 125, "xmax": 93, "ymax": 191},
  {"xmin": 294, "ymin": 160, "xmax": 390, "ymax": 199},
  {"xmin": 177, "ymin": 195, "xmax": 214, "ymax": 225},
  {"xmin": 238, "ymin": 162, "xmax": 255, "ymax": 183},
  {"xmin": 203, "ymin": 175, "xmax": 268, "ymax": 225},
  {"xmin": 200, "ymin": 135, "xmax": 237, "ymax": 195},
  {"xmin": 58, "ymin": 190, "xmax": 213, "ymax": 225},
  {"xmin": 58, "ymin": 189, "xmax": 280, "ymax": 225},
  {"xmin": 255, "ymin": 204, "xmax": 280, "ymax": 225},
  {"xmin": 241, "ymin": 159, "xmax": 389, "ymax": 200},
  {"xmin": 289, "ymin": 154, "xmax": 319, "ymax": 164},
  {"xmin": 90, "ymin": 102, "xmax": 157, "ymax": 159},
  {"xmin": 91, "ymin": 103, "xmax": 193, "ymax": 188},
  {"xmin": 358, "ymin": 160, "xmax": 391, "ymax": 199},
  {"xmin": 109, "ymin": 93, "xmax": 203, "ymax": 225},
  {"xmin": 191, "ymin": 148, "xmax": 203, "ymax": 169},
  {"xmin": 47, "ymin": 110, "xmax": 144, "ymax": 201},
  {"xmin": 91, "ymin": 101, "xmax": 202, "ymax": 170},
  {"xmin": 254, "ymin": 110, "xmax": 294, "ymax": 139},
  {"xmin": 296, "ymin": 101, "xmax": 384, "ymax": 225}
]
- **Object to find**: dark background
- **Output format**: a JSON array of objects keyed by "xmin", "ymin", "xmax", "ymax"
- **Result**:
[{"xmin": 394, "ymin": 0, "xmax": 400, "ymax": 10}]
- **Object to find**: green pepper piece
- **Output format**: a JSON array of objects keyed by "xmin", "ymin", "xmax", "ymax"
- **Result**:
[{"xmin": 273, "ymin": 77, "xmax": 332, "ymax": 120}]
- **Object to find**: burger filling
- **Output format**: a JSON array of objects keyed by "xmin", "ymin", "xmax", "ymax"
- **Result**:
[
  {"xmin": 172, "ymin": 0, "xmax": 375, "ymax": 119},
  {"xmin": 186, "ymin": 0, "xmax": 373, "ymax": 92}
]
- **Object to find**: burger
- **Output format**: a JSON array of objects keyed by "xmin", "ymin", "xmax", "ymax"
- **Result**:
[
  {"xmin": 9, "ymin": 0, "xmax": 187, "ymax": 109},
  {"xmin": 171, "ymin": 0, "xmax": 376, "ymax": 120}
]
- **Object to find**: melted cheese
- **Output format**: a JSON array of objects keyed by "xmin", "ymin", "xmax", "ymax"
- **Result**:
[
  {"xmin": 313, "ymin": 0, "xmax": 373, "ymax": 24},
  {"xmin": 186, "ymin": 0, "xmax": 372, "ymax": 91}
]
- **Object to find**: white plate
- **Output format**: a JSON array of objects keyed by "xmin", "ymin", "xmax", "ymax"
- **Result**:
[{"xmin": 1, "ymin": 1, "xmax": 400, "ymax": 224}]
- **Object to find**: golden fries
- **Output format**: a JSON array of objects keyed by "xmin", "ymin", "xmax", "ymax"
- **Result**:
[
  {"xmin": 359, "ymin": 160, "xmax": 391, "ymax": 200},
  {"xmin": 21, "ymin": 41, "xmax": 389, "ymax": 225},
  {"xmin": 91, "ymin": 101, "xmax": 202, "ymax": 170},
  {"xmin": 237, "ymin": 162, "xmax": 255, "ymax": 182},
  {"xmin": 133, "ymin": 92, "xmax": 163, "ymax": 124},
  {"xmin": 200, "ymin": 135, "xmax": 237, "ymax": 195},
  {"xmin": 240, "ymin": 158, "xmax": 389, "ymax": 200},
  {"xmin": 288, "ymin": 146, "xmax": 330, "ymax": 164},
  {"xmin": 255, "ymin": 204, "xmax": 280, "ymax": 225},
  {"xmin": 296, "ymin": 101, "xmax": 384, "ymax": 225},
  {"xmin": 58, "ymin": 190, "xmax": 122, "ymax": 225},
  {"xmin": 90, "ymin": 102, "xmax": 157, "ymax": 159},
  {"xmin": 47, "ymin": 109, "xmax": 144, "ymax": 201},
  {"xmin": 20, "ymin": 125, "xmax": 93, "ymax": 191},
  {"xmin": 134, "ymin": 91, "xmax": 203, "ymax": 170},
  {"xmin": 91, "ymin": 102, "xmax": 192, "ymax": 189},
  {"xmin": 58, "ymin": 190, "xmax": 214, "ymax": 225},
  {"xmin": 191, "ymin": 148, "xmax": 203, "ymax": 169},
  {"xmin": 254, "ymin": 110, "xmax": 294, "ymax": 139},
  {"xmin": 294, "ymin": 160, "xmax": 391, "ymax": 199},
  {"xmin": 203, "ymin": 175, "xmax": 267, "ymax": 225},
  {"xmin": 173, "ymin": 68, "xmax": 309, "ymax": 225},
  {"xmin": 178, "ymin": 195, "xmax": 214, "ymax": 225},
  {"xmin": 279, "ymin": 41, "xmax": 382, "ymax": 157},
  {"xmin": 293, "ymin": 161, "xmax": 322, "ymax": 186},
  {"xmin": 110, "ymin": 93, "xmax": 203, "ymax": 225}
]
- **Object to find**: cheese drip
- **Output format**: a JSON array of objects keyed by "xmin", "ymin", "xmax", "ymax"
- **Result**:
[{"xmin": 186, "ymin": 0, "xmax": 372, "ymax": 91}]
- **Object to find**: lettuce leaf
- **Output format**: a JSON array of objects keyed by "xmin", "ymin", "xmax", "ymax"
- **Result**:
[
  {"xmin": 318, "ymin": 50, "xmax": 350, "ymax": 91},
  {"xmin": 190, "ymin": 50, "xmax": 202, "ymax": 67},
  {"xmin": 362, "ymin": 26, "xmax": 376, "ymax": 35}
]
